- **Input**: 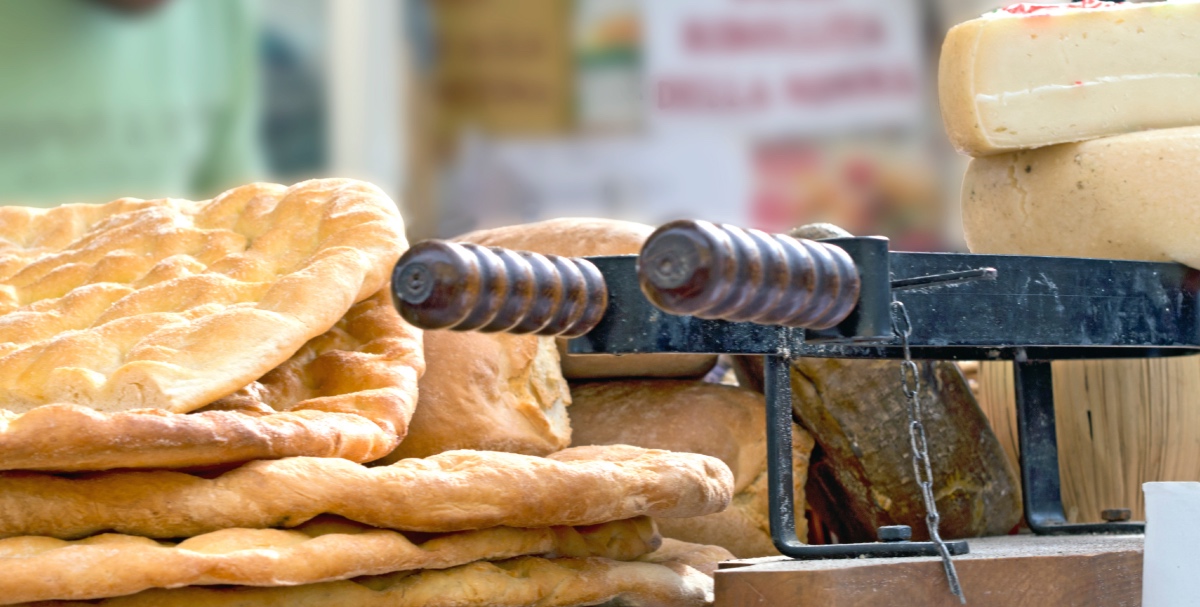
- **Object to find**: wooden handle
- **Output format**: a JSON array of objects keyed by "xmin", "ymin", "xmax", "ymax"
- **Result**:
[
  {"xmin": 391, "ymin": 240, "xmax": 607, "ymax": 337},
  {"xmin": 637, "ymin": 219, "xmax": 860, "ymax": 330}
]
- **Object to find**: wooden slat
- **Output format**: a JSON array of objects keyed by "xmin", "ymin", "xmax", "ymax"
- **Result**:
[
  {"xmin": 977, "ymin": 359, "xmax": 1200, "ymax": 523},
  {"xmin": 715, "ymin": 534, "xmax": 1142, "ymax": 607}
]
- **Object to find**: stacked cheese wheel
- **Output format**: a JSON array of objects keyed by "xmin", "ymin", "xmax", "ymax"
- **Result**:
[
  {"xmin": 941, "ymin": 0, "xmax": 1200, "ymax": 259},
  {"xmin": 0, "ymin": 183, "xmax": 737, "ymax": 606},
  {"xmin": 941, "ymin": 0, "xmax": 1200, "ymax": 523}
]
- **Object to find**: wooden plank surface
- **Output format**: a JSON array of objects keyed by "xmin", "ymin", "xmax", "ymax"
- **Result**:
[
  {"xmin": 977, "ymin": 359, "xmax": 1200, "ymax": 522},
  {"xmin": 714, "ymin": 534, "xmax": 1143, "ymax": 607}
]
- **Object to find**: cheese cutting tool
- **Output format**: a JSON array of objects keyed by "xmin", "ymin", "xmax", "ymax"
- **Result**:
[{"xmin": 392, "ymin": 219, "xmax": 1200, "ymax": 598}]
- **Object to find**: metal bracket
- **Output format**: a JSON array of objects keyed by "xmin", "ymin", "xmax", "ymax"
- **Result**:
[
  {"xmin": 765, "ymin": 354, "xmax": 970, "ymax": 559},
  {"xmin": 1013, "ymin": 360, "xmax": 1145, "ymax": 535}
]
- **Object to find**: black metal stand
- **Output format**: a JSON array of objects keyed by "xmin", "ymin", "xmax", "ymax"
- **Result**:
[
  {"xmin": 765, "ymin": 353, "xmax": 970, "ymax": 558},
  {"xmin": 393, "ymin": 227, "xmax": 1197, "ymax": 562},
  {"xmin": 560, "ymin": 241, "xmax": 1200, "ymax": 557},
  {"xmin": 1013, "ymin": 360, "xmax": 1145, "ymax": 535}
]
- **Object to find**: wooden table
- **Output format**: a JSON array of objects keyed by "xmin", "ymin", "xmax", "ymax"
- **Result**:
[{"xmin": 714, "ymin": 534, "xmax": 1143, "ymax": 606}]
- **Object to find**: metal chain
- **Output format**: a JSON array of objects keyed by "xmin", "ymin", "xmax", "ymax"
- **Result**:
[{"xmin": 891, "ymin": 300, "xmax": 966, "ymax": 604}]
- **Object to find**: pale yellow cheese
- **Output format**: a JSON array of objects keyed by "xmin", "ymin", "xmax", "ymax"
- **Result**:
[
  {"xmin": 961, "ymin": 126, "xmax": 1200, "ymax": 266},
  {"xmin": 940, "ymin": 1, "xmax": 1200, "ymax": 156}
]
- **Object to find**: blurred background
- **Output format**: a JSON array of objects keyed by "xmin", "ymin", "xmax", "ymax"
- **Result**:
[{"xmin": 0, "ymin": 0, "xmax": 1075, "ymax": 250}]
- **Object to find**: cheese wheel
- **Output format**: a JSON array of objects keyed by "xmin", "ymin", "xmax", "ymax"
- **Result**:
[
  {"xmin": 962, "ymin": 126, "xmax": 1200, "ymax": 267},
  {"xmin": 940, "ymin": 0, "xmax": 1200, "ymax": 156}
]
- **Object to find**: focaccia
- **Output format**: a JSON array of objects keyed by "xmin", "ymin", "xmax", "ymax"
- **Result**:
[
  {"xmin": 569, "ymin": 380, "xmax": 814, "ymax": 557},
  {"xmin": 381, "ymin": 330, "xmax": 569, "ymax": 461},
  {"xmin": 0, "ymin": 288, "xmax": 423, "ymax": 471},
  {"xmin": 0, "ymin": 179, "xmax": 405, "ymax": 415},
  {"xmin": 0, "ymin": 445, "xmax": 734, "ymax": 540},
  {"xmin": 23, "ymin": 547, "xmax": 726, "ymax": 607},
  {"xmin": 0, "ymin": 517, "xmax": 658, "ymax": 605}
]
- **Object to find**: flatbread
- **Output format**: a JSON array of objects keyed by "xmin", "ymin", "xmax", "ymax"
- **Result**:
[
  {"xmin": 569, "ymin": 380, "xmax": 814, "ymax": 557},
  {"xmin": 0, "ymin": 288, "xmax": 423, "ymax": 471},
  {"xmin": 0, "ymin": 445, "xmax": 734, "ymax": 540},
  {"xmin": 0, "ymin": 517, "xmax": 658, "ymax": 605},
  {"xmin": 637, "ymin": 538, "xmax": 735, "ymax": 578},
  {"xmin": 0, "ymin": 178, "xmax": 405, "ymax": 414},
  {"xmin": 379, "ymin": 330, "xmax": 570, "ymax": 462},
  {"xmin": 23, "ymin": 545, "xmax": 723, "ymax": 607}
]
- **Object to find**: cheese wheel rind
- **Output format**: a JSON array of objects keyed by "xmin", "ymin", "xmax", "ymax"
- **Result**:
[{"xmin": 962, "ymin": 126, "xmax": 1200, "ymax": 266}]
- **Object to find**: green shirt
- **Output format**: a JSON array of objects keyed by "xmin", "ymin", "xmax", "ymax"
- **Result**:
[{"xmin": 0, "ymin": 0, "xmax": 262, "ymax": 207}]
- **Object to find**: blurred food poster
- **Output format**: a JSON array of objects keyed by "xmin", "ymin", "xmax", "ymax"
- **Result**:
[
  {"xmin": 427, "ymin": 0, "xmax": 573, "ymax": 152},
  {"xmin": 643, "ymin": 0, "xmax": 923, "ymax": 137},
  {"xmin": 424, "ymin": 0, "xmax": 947, "ymax": 251}
]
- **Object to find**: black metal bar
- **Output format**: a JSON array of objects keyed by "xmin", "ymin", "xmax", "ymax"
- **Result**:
[
  {"xmin": 766, "ymin": 353, "xmax": 970, "ymax": 558},
  {"xmin": 799, "ymin": 251, "xmax": 1200, "ymax": 360},
  {"xmin": 1013, "ymin": 360, "xmax": 1145, "ymax": 535},
  {"xmin": 765, "ymin": 353, "xmax": 802, "ymax": 554},
  {"xmin": 570, "ymin": 250, "xmax": 1200, "ymax": 360},
  {"xmin": 806, "ymin": 236, "xmax": 893, "ymax": 343},
  {"xmin": 890, "ymin": 267, "xmax": 997, "ymax": 291}
]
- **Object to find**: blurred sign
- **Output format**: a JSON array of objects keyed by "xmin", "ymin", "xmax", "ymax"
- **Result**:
[
  {"xmin": 643, "ymin": 0, "xmax": 926, "ymax": 136},
  {"xmin": 438, "ymin": 132, "xmax": 751, "ymax": 237},
  {"xmin": 430, "ymin": 0, "xmax": 572, "ymax": 152},
  {"xmin": 748, "ymin": 139, "xmax": 944, "ymax": 250},
  {"xmin": 574, "ymin": 0, "xmax": 644, "ymax": 131}
]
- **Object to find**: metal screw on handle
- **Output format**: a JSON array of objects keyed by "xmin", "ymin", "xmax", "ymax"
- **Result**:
[
  {"xmin": 391, "ymin": 240, "xmax": 608, "ymax": 338},
  {"xmin": 637, "ymin": 219, "xmax": 861, "ymax": 330}
]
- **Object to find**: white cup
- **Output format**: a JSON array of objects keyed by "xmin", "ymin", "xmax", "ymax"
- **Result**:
[{"xmin": 1143, "ymin": 482, "xmax": 1200, "ymax": 606}]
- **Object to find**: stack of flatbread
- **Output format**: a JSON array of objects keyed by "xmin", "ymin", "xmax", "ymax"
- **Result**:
[{"xmin": 0, "ymin": 181, "xmax": 736, "ymax": 606}]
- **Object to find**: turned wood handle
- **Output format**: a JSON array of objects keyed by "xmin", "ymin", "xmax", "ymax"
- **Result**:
[
  {"xmin": 637, "ymin": 219, "xmax": 860, "ymax": 330},
  {"xmin": 391, "ymin": 240, "xmax": 608, "ymax": 338}
]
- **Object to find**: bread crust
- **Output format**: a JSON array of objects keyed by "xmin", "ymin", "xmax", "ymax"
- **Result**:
[
  {"xmin": 454, "ymin": 218, "xmax": 717, "ymax": 379},
  {"xmin": 0, "ymin": 517, "xmax": 658, "ymax": 605},
  {"xmin": 29, "ymin": 549, "xmax": 721, "ymax": 607},
  {"xmin": 569, "ymin": 380, "xmax": 814, "ymax": 557},
  {"xmin": 0, "ymin": 445, "xmax": 733, "ymax": 539},
  {"xmin": 379, "ymin": 331, "xmax": 569, "ymax": 462},
  {"xmin": 0, "ymin": 179, "xmax": 405, "ymax": 414},
  {"xmin": 0, "ymin": 288, "xmax": 423, "ymax": 471}
]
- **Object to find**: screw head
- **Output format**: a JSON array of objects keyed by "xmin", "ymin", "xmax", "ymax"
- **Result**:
[
  {"xmin": 1101, "ymin": 508, "xmax": 1132, "ymax": 523},
  {"xmin": 877, "ymin": 525, "xmax": 912, "ymax": 543}
]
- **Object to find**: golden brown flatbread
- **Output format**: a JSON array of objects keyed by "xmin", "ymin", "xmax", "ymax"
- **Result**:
[
  {"xmin": 0, "ymin": 445, "xmax": 734, "ymax": 540},
  {"xmin": 0, "ymin": 288, "xmax": 423, "ymax": 471},
  {"xmin": 570, "ymin": 380, "xmax": 814, "ymax": 557},
  {"xmin": 0, "ymin": 517, "xmax": 658, "ymax": 605},
  {"xmin": 637, "ymin": 538, "xmax": 735, "ymax": 578},
  {"xmin": 380, "ymin": 330, "xmax": 570, "ymax": 462},
  {"xmin": 0, "ymin": 179, "xmax": 404, "ymax": 415},
  {"xmin": 23, "ymin": 545, "xmax": 724, "ymax": 607}
]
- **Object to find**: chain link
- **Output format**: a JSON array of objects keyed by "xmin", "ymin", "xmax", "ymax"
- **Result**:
[{"xmin": 891, "ymin": 300, "xmax": 966, "ymax": 604}]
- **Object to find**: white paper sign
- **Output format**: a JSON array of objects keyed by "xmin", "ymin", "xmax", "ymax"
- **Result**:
[
  {"xmin": 1144, "ymin": 482, "xmax": 1200, "ymax": 607},
  {"xmin": 438, "ymin": 132, "xmax": 751, "ymax": 237},
  {"xmin": 643, "ymin": 0, "xmax": 926, "ymax": 137}
]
